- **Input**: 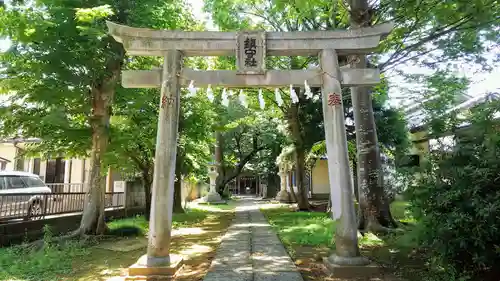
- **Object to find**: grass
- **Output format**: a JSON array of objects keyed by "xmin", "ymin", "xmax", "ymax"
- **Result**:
[
  {"xmin": 261, "ymin": 200, "xmax": 424, "ymax": 281},
  {"xmin": 264, "ymin": 208, "xmax": 335, "ymax": 247},
  {"xmin": 0, "ymin": 208, "xmax": 233, "ymax": 281},
  {"xmin": 262, "ymin": 200, "xmax": 409, "ymax": 249},
  {"xmin": 390, "ymin": 200, "xmax": 415, "ymax": 223},
  {"xmin": 107, "ymin": 208, "xmax": 210, "ymax": 235},
  {"xmin": 0, "ymin": 241, "xmax": 89, "ymax": 281}
]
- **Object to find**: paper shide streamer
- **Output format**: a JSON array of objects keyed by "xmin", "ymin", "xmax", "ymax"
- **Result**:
[
  {"xmin": 289, "ymin": 85, "xmax": 299, "ymax": 103},
  {"xmin": 221, "ymin": 88, "xmax": 229, "ymax": 107},
  {"xmin": 258, "ymin": 89, "xmax": 265, "ymax": 109},
  {"xmin": 206, "ymin": 84, "xmax": 214, "ymax": 102},
  {"xmin": 187, "ymin": 80, "xmax": 197, "ymax": 97},
  {"xmin": 274, "ymin": 88, "xmax": 283, "ymax": 106},
  {"xmin": 304, "ymin": 80, "xmax": 313, "ymax": 99},
  {"xmin": 239, "ymin": 89, "xmax": 248, "ymax": 108},
  {"xmin": 192, "ymin": 81, "xmax": 314, "ymax": 107}
]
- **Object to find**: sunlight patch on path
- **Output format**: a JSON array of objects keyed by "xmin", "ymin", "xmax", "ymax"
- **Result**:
[
  {"xmin": 173, "ymin": 227, "xmax": 206, "ymax": 236},
  {"xmin": 179, "ymin": 244, "xmax": 213, "ymax": 257},
  {"xmin": 95, "ymin": 238, "xmax": 147, "ymax": 252}
]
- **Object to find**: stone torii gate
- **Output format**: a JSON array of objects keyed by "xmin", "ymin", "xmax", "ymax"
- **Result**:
[{"xmin": 107, "ymin": 21, "xmax": 392, "ymax": 278}]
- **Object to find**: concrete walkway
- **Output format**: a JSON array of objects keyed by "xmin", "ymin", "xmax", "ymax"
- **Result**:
[{"xmin": 204, "ymin": 196, "xmax": 304, "ymax": 281}]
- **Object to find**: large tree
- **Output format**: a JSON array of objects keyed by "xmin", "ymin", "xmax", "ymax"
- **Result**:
[
  {"xmin": 205, "ymin": 0, "xmax": 498, "ymax": 221},
  {"xmin": 204, "ymin": 1, "xmax": 329, "ymax": 209},
  {"xmin": 347, "ymin": 0, "xmax": 499, "ymax": 232},
  {"xmin": 0, "ymin": 0, "xmax": 195, "ymax": 234},
  {"xmin": 347, "ymin": 0, "xmax": 393, "ymax": 232},
  {"xmin": 108, "ymin": 82, "xmax": 214, "ymax": 217},
  {"xmin": 211, "ymin": 89, "xmax": 285, "ymax": 197}
]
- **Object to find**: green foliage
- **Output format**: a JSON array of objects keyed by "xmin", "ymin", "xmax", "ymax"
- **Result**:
[
  {"xmin": 108, "ymin": 86, "xmax": 214, "ymax": 181},
  {"xmin": 0, "ymin": 0, "xmax": 196, "ymax": 157},
  {"xmin": 211, "ymin": 87, "xmax": 287, "ymax": 181},
  {"xmin": 378, "ymin": 0, "xmax": 499, "ymax": 71},
  {"xmin": 205, "ymin": 0, "xmax": 411, "ymax": 169},
  {"xmin": 262, "ymin": 201, "xmax": 410, "ymax": 248},
  {"xmin": 0, "ymin": 208, "xmax": 213, "ymax": 281},
  {"xmin": 107, "ymin": 209, "xmax": 209, "ymax": 233},
  {"xmin": 0, "ymin": 237, "xmax": 88, "ymax": 281},
  {"xmin": 408, "ymin": 100, "xmax": 500, "ymax": 280},
  {"xmin": 263, "ymin": 207, "xmax": 336, "ymax": 247},
  {"xmin": 107, "ymin": 215, "xmax": 149, "ymax": 236}
]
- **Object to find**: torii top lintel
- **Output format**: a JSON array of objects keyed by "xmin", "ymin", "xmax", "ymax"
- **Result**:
[{"xmin": 106, "ymin": 21, "xmax": 393, "ymax": 57}]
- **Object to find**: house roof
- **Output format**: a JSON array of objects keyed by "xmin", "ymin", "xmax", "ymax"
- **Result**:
[{"xmin": 407, "ymin": 92, "xmax": 500, "ymax": 133}]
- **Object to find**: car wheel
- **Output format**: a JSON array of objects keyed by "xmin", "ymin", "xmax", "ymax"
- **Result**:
[{"xmin": 28, "ymin": 202, "xmax": 44, "ymax": 220}]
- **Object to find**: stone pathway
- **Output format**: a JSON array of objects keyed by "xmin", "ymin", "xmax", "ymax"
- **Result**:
[{"xmin": 204, "ymin": 196, "xmax": 303, "ymax": 281}]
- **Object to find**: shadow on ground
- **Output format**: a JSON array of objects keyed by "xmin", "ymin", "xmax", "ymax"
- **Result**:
[
  {"xmin": 0, "ymin": 209, "xmax": 235, "ymax": 281},
  {"xmin": 261, "ymin": 202, "xmax": 424, "ymax": 281},
  {"xmin": 75, "ymin": 211, "xmax": 234, "ymax": 281}
]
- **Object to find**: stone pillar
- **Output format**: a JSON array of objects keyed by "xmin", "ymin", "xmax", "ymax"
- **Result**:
[
  {"xmin": 202, "ymin": 163, "xmax": 223, "ymax": 202},
  {"xmin": 209, "ymin": 169, "xmax": 217, "ymax": 193},
  {"xmin": 276, "ymin": 165, "xmax": 291, "ymax": 202},
  {"xmin": 135, "ymin": 50, "xmax": 183, "ymax": 271},
  {"xmin": 262, "ymin": 184, "xmax": 267, "ymax": 198},
  {"xmin": 320, "ymin": 49, "xmax": 368, "ymax": 265}
]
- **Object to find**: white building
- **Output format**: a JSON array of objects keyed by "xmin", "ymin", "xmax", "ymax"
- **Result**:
[{"xmin": 0, "ymin": 138, "xmax": 121, "ymax": 192}]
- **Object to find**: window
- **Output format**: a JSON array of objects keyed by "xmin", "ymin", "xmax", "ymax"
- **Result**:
[
  {"xmin": 4, "ymin": 176, "xmax": 25, "ymax": 189},
  {"xmin": 45, "ymin": 158, "xmax": 65, "ymax": 183},
  {"xmin": 0, "ymin": 175, "xmax": 45, "ymax": 190},
  {"xmin": 33, "ymin": 158, "xmax": 41, "ymax": 175},
  {"xmin": 22, "ymin": 176, "xmax": 46, "ymax": 188}
]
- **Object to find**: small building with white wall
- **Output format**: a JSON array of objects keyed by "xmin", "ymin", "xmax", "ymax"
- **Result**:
[{"xmin": 0, "ymin": 138, "xmax": 120, "ymax": 192}]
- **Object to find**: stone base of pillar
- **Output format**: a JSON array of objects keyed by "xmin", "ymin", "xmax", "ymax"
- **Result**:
[
  {"xmin": 126, "ymin": 254, "xmax": 183, "ymax": 280},
  {"xmin": 200, "ymin": 191, "xmax": 226, "ymax": 204},
  {"xmin": 276, "ymin": 190, "xmax": 294, "ymax": 203},
  {"xmin": 323, "ymin": 255, "xmax": 378, "ymax": 279}
]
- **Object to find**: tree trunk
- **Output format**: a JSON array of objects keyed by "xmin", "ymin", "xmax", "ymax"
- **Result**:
[
  {"xmin": 287, "ymin": 102, "xmax": 310, "ymax": 210},
  {"xmin": 76, "ymin": 39, "xmax": 123, "ymax": 235},
  {"xmin": 215, "ymin": 131, "xmax": 225, "ymax": 194},
  {"xmin": 142, "ymin": 168, "xmax": 152, "ymax": 220},
  {"xmin": 78, "ymin": 88, "xmax": 112, "ymax": 235},
  {"xmin": 173, "ymin": 155, "xmax": 184, "ymax": 213},
  {"xmin": 294, "ymin": 147, "xmax": 309, "ymax": 210},
  {"xmin": 288, "ymin": 171, "xmax": 298, "ymax": 202},
  {"xmin": 348, "ymin": 0, "xmax": 397, "ymax": 232},
  {"xmin": 352, "ymin": 157, "xmax": 359, "ymax": 202},
  {"xmin": 265, "ymin": 173, "xmax": 279, "ymax": 198}
]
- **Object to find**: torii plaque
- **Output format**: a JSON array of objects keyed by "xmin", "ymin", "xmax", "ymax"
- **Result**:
[
  {"xmin": 236, "ymin": 31, "xmax": 266, "ymax": 74},
  {"xmin": 107, "ymin": 21, "xmax": 393, "ymax": 278}
]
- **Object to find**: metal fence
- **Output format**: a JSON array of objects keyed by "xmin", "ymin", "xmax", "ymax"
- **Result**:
[
  {"xmin": 0, "ymin": 192, "xmax": 124, "ymax": 222},
  {"xmin": 46, "ymin": 183, "xmax": 85, "ymax": 193}
]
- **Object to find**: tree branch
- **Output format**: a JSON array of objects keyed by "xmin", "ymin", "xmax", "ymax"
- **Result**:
[
  {"xmin": 125, "ymin": 149, "xmax": 147, "ymax": 171},
  {"xmin": 222, "ymin": 145, "xmax": 266, "ymax": 186},
  {"xmin": 380, "ymin": 13, "xmax": 489, "ymax": 70}
]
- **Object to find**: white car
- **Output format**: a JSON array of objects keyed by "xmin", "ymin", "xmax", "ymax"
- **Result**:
[{"xmin": 0, "ymin": 171, "xmax": 51, "ymax": 221}]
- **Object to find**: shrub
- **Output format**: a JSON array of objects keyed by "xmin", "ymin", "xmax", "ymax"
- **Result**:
[{"xmin": 408, "ymin": 102, "xmax": 500, "ymax": 280}]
